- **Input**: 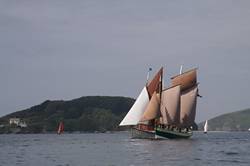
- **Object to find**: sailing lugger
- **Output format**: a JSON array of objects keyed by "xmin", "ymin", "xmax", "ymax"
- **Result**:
[{"xmin": 119, "ymin": 67, "xmax": 201, "ymax": 139}]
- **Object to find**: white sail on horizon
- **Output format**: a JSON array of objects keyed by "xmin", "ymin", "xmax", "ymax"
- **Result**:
[
  {"xmin": 119, "ymin": 87, "xmax": 150, "ymax": 126},
  {"xmin": 204, "ymin": 120, "xmax": 208, "ymax": 133}
]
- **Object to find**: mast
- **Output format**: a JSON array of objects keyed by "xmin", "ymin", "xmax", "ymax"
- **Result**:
[{"xmin": 146, "ymin": 67, "xmax": 152, "ymax": 84}]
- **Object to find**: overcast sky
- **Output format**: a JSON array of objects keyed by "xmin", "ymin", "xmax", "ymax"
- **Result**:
[{"xmin": 1, "ymin": 0, "xmax": 250, "ymax": 122}]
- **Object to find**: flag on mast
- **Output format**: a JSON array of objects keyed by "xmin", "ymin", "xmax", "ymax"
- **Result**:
[{"xmin": 146, "ymin": 67, "xmax": 152, "ymax": 83}]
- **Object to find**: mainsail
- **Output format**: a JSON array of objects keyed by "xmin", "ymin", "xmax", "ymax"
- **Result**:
[
  {"xmin": 119, "ymin": 87, "xmax": 149, "ymax": 126},
  {"xmin": 180, "ymin": 85, "xmax": 198, "ymax": 127},
  {"xmin": 140, "ymin": 92, "xmax": 160, "ymax": 122},
  {"xmin": 160, "ymin": 85, "xmax": 181, "ymax": 125},
  {"xmin": 171, "ymin": 68, "xmax": 197, "ymax": 91}
]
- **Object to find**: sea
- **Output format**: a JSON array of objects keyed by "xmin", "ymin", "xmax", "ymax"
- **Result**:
[{"xmin": 0, "ymin": 131, "xmax": 249, "ymax": 166}]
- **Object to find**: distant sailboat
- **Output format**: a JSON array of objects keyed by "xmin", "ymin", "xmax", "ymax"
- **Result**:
[
  {"xmin": 204, "ymin": 120, "xmax": 208, "ymax": 134},
  {"xmin": 57, "ymin": 122, "xmax": 64, "ymax": 134}
]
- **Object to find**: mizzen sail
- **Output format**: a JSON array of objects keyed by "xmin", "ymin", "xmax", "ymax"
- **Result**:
[
  {"xmin": 180, "ymin": 85, "xmax": 198, "ymax": 127},
  {"xmin": 119, "ymin": 87, "xmax": 150, "ymax": 126}
]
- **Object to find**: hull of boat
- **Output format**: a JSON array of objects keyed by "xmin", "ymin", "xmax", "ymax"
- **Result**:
[
  {"xmin": 155, "ymin": 127, "xmax": 192, "ymax": 139},
  {"xmin": 131, "ymin": 127, "xmax": 155, "ymax": 139}
]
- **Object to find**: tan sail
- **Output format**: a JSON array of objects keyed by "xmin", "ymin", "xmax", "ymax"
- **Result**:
[
  {"xmin": 147, "ymin": 67, "xmax": 163, "ymax": 98},
  {"xmin": 160, "ymin": 85, "xmax": 181, "ymax": 125},
  {"xmin": 180, "ymin": 85, "xmax": 198, "ymax": 127},
  {"xmin": 171, "ymin": 68, "xmax": 197, "ymax": 91},
  {"xmin": 140, "ymin": 92, "xmax": 160, "ymax": 122}
]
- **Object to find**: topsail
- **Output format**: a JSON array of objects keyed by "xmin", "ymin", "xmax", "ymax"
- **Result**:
[
  {"xmin": 171, "ymin": 68, "xmax": 197, "ymax": 91},
  {"xmin": 147, "ymin": 67, "xmax": 163, "ymax": 98}
]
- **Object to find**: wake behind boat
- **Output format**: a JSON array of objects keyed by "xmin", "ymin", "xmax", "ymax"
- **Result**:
[{"xmin": 119, "ymin": 66, "xmax": 201, "ymax": 139}]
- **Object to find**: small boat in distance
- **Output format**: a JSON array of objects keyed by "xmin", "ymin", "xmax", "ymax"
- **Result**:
[
  {"xmin": 57, "ymin": 121, "xmax": 64, "ymax": 134},
  {"xmin": 204, "ymin": 120, "xmax": 208, "ymax": 134}
]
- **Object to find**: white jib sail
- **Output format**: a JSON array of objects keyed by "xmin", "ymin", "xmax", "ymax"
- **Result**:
[{"xmin": 119, "ymin": 86, "xmax": 150, "ymax": 126}]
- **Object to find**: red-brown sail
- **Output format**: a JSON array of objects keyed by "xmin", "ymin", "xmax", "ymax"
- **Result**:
[
  {"xmin": 147, "ymin": 67, "xmax": 163, "ymax": 98},
  {"xmin": 171, "ymin": 68, "xmax": 197, "ymax": 92},
  {"xmin": 57, "ymin": 122, "xmax": 64, "ymax": 134}
]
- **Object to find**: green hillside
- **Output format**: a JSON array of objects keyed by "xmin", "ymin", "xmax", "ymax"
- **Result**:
[
  {"xmin": 198, "ymin": 108, "xmax": 250, "ymax": 131},
  {"xmin": 0, "ymin": 96, "xmax": 134, "ymax": 133}
]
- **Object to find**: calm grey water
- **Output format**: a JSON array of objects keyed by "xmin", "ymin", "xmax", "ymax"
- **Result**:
[{"xmin": 0, "ymin": 131, "xmax": 250, "ymax": 166}]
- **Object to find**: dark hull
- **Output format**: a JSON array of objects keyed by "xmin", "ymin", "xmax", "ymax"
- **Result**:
[{"xmin": 155, "ymin": 127, "xmax": 192, "ymax": 139}]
